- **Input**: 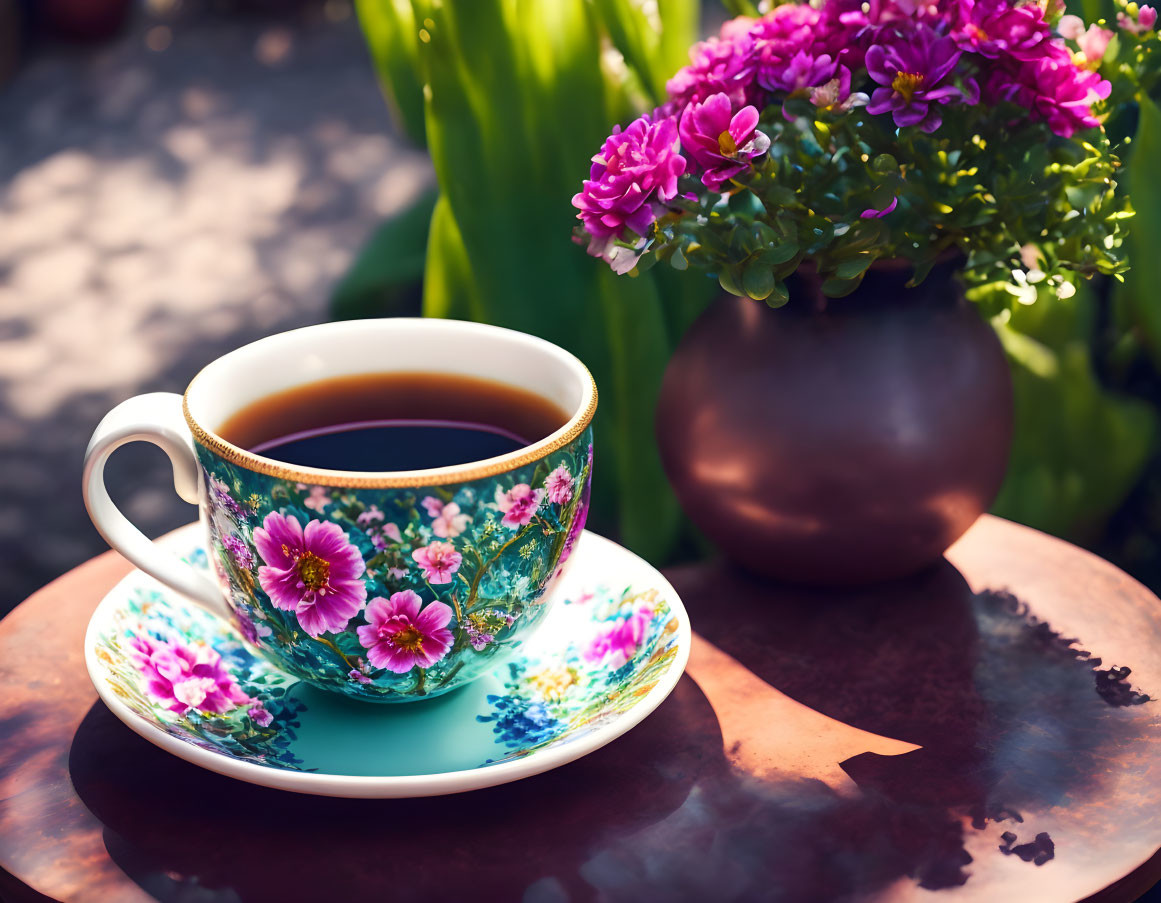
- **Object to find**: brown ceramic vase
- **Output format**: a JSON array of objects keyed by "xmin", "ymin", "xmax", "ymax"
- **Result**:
[{"xmin": 655, "ymin": 257, "xmax": 1013, "ymax": 586}]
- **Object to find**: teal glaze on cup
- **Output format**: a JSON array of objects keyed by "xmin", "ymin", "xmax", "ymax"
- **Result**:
[
  {"xmin": 196, "ymin": 428, "xmax": 592, "ymax": 701},
  {"xmin": 83, "ymin": 319, "xmax": 597, "ymax": 702}
]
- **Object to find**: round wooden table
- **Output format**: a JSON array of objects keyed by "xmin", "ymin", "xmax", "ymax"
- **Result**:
[{"xmin": 1, "ymin": 516, "xmax": 1159, "ymax": 902}]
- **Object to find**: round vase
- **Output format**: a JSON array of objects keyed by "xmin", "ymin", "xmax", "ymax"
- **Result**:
[{"xmin": 655, "ymin": 258, "xmax": 1013, "ymax": 586}]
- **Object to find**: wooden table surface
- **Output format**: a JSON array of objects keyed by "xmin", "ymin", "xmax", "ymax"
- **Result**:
[{"xmin": 1, "ymin": 515, "xmax": 1159, "ymax": 902}]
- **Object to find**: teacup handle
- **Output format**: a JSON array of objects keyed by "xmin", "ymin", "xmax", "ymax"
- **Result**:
[{"xmin": 83, "ymin": 392, "xmax": 229, "ymax": 618}]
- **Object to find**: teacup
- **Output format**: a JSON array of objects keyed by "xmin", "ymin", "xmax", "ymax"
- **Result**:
[{"xmin": 83, "ymin": 319, "xmax": 596, "ymax": 702}]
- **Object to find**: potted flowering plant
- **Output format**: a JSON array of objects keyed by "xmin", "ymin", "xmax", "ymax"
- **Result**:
[{"xmin": 572, "ymin": 0, "xmax": 1160, "ymax": 585}]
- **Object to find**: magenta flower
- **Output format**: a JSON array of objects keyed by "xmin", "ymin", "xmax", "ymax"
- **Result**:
[
  {"xmin": 759, "ymin": 49, "xmax": 839, "ymax": 95},
  {"xmin": 678, "ymin": 93, "xmax": 771, "ymax": 191},
  {"xmin": 866, "ymin": 28, "xmax": 978, "ymax": 132},
  {"xmin": 128, "ymin": 635, "xmax": 251, "ymax": 715},
  {"xmin": 421, "ymin": 496, "xmax": 470, "ymax": 538},
  {"xmin": 222, "ymin": 533, "xmax": 254, "ymax": 570},
  {"xmin": 411, "ymin": 541, "xmax": 462, "ymax": 584},
  {"xmin": 545, "ymin": 466, "xmax": 574, "ymax": 505},
  {"xmin": 583, "ymin": 604, "xmax": 655, "ymax": 670},
  {"xmin": 495, "ymin": 483, "xmax": 545, "ymax": 529},
  {"xmin": 986, "ymin": 45, "xmax": 1110, "ymax": 137},
  {"xmin": 666, "ymin": 32, "xmax": 758, "ymax": 108},
  {"xmin": 954, "ymin": 0, "xmax": 1054, "ymax": 61},
  {"xmin": 751, "ymin": 5, "xmax": 832, "ymax": 84},
  {"xmin": 861, "ymin": 197, "xmax": 899, "ymax": 218},
  {"xmin": 236, "ymin": 609, "xmax": 272, "ymax": 645},
  {"xmin": 558, "ymin": 465, "xmax": 591, "ymax": 568},
  {"xmin": 809, "ymin": 67, "xmax": 867, "ymax": 111},
  {"xmin": 248, "ymin": 704, "xmax": 273, "ymax": 727},
  {"xmin": 208, "ymin": 476, "xmax": 248, "ymax": 522},
  {"xmin": 1119, "ymin": 5, "xmax": 1157, "ymax": 33},
  {"xmin": 356, "ymin": 590, "xmax": 454, "ymax": 673},
  {"xmin": 254, "ymin": 511, "xmax": 367, "ymax": 637},
  {"xmin": 572, "ymin": 116, "xmax": 686, "ymax": 258}
]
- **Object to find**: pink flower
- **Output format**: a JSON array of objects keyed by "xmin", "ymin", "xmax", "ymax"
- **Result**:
[
  {"xmin": 248, "ymin": 704, "xmax": 273, "ymax": 727},
  {"xmin": 411, "ymin": 541, "xmax": 462, "ymax": 584},
  {"xmin": 1077, "ymin": 23, "xmax": 1114, "ymax": 66},
  {"xmin": 495, "ymin": 483, "xmax": 545, "ymax": 529},
  {"xmin": 1057, "ymin": 14, "xmax": 1085, "ymax": 40},
  {"xmin": 666, "ymin": 31, "xmax": 759, "ymax": 108},
  {"xmin": 302, "ymin": 486, "xmax": 331, "ymax": 512},
  {"xmin": 356, "ymin": 590, "xmax": 454, "ymax": 673},
  {"xmin": 1120, "ymin": 5, "xmax": 1157, "ymax": 33},
  {"xmin": 572, "ymin": 116, "xmax": 687, "ymax": 264},
  {"xmin": 809, "ymin": 67, "xmax": 867, "ymax": 111},
  {"xmin": 421, "ymin": 496, "xmax": 470, "ymax": 538},
  {"xmin": 128, "ymin": 635, "xmax": 251, "ymax": 715},
  {"xmin": 583, "ymin": 604, "xmax": 655, "ymax": 669},
  {"xmin": 356, "ymin": 505, "xmax": 384, "ymax": 526},
  {"xmin": 679, "ymin": 93, "xmax": 771, "ymax": 191},
  {"xmin": 254, "ymin": 512, "xmax": 367, "ymax": 637},
  {"xmin": 545, "ymin": 466, "xmax": 574, "ymax": 505},
  {"xmin": 222, "ymin": 533, "xmax": 254, "ymax": 569},
  {"xmin": 861, "ymin": 196, "xmax": 898, "ymax": 218},
  {"xmin": 383, "ymin": 522, "xmax": 402, "ymax": 543},
  {"xmin": 751, "ymin": 6, "xmax": 834, "ymax": 89},
  {"xmin": 866, "ymin": 26, "xmax": 978, "ymax": 133},
  {"xmin": 954, "ymin": 0, "xmax": 1054, "ymax": 61},
  {"xmin": 987, "ymin": 45, "xmax": 1111, "ymax": 137},
  {"xmin": 759, "ymin": 49, "xmax": 839, "ymax": 96}
]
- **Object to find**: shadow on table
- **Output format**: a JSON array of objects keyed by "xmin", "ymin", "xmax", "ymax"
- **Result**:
[
  {"xmin": 67, "ymin": 558, "xmax": 1158, "ymax": 903},
  {"xmin": 68, "ymin": 676, "xmax": 726, "ymax": 902},
  {"xmin": 664, "ymin": 559, "xmax": 1157, "ymax": 895}
]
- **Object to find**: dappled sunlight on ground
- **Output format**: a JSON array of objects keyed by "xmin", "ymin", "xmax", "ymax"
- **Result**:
[{"xmin": 0, "ymin": 2, "xmax": 432, "ymax": 611}]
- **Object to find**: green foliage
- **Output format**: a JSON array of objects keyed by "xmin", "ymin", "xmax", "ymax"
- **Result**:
[
  {"xmin": 988, "ymin": 0, "xmax": 1161, "ymax": 542},
  {"xmin": 979, "ymin": 278, "xmax": 1157, "ymax": 535},
  {"xmin": 354, "ymin": 0, "xmax": 428, "ymax": 146},
  {"xmin": 355, "ymin": 0, "xmax": 714, "ymax": 562},
  {"xmin": 640, "ymin": 98, "xmax": 1130, "ymax": 306}
]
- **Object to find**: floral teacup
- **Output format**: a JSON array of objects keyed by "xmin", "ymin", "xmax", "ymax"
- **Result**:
[{"xmin": 83, "ymin": 320, "xmax": 596, "ymax": 702}]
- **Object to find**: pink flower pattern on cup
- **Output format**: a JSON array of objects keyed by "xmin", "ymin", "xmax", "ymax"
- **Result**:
[
  {"xmin": 545, "ymin": 466, "xmax": 575, "ymax": 506},
  {"xmin": 253, "ymin": 512, "xmax": 367, "ymax": 637},
  {"xmin": 495, "ymin": 483, "xmax": 545, "ymax": 529},
  {"xmin": 128, "ymin": 635, "xmax": 251, "ymax": 715},
  {"xmin": 356, "ymin": 590, "xmax": 454, "ymax": 672},
  {"xmin": 584, "ymin": 603, "xmax": 656, "ymax": 670},
  {"xmin": 422, "ymin": 496, "xmax": 471, "ymax": 538},
  {"xmin": 411, "ymin": 541, "xmax": 463, "ymax": 585}
]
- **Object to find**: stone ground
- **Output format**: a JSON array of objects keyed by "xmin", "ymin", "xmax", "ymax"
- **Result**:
[{"xmin": 0, "ymin": 1, "xmax": 432, "ymax": 615}]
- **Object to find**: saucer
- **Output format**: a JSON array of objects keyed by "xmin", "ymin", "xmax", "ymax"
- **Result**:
[{"xmin": 84, "ymin": 524, "xmax": 690, "ymax": 798}]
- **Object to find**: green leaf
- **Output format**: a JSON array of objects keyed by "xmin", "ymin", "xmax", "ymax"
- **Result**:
[
  {"xmin": 835, "ymin": 254, "xmax": 875, "ymax": 280},
  {"xmin": 719, "ymin": 267, "xmax": 744, "ymax": 297},
  {"xmin": 765, "ymin": 279, "xmax": 790, "ymax": 309},
  {"xmin": 404, "ymin": 0, "xmax": 702, "ymax": 562},
  {"xmin": 355, "ymin": 0, "xmax": 427, "ymax": 146},
  {"xmin": 821, "ymin": 275, "xmax": 862, "ymax": 297},
  {"xmin": 756, "ymin": 241, "xmax": 799, "ymax": 266},
  {"xmin": 1117, "ymin": 93, "xmax": 1161, "ymax": 369},
  {"xmin": 991, "ymin": 292, "xmax": 1157, "ymax": 536},
  {"xmin": 742, "ymin": 263, "xmax": 776, "ymax": 301}
]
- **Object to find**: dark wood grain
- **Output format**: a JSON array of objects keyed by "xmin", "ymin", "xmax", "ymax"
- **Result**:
[{"xmin": 1, "ymin": 517, "xmax": 1159, "ymax": 902}]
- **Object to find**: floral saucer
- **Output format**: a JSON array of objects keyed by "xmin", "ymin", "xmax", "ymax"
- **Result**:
[{"xmin": 84, "ymin": 524, "xmax": 690, "ymax": 798}]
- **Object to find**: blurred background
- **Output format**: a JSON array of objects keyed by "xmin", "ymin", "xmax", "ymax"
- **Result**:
[{"xmin": 3, "ymin": 0, "xmax": 1160, "ymax": 618}]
